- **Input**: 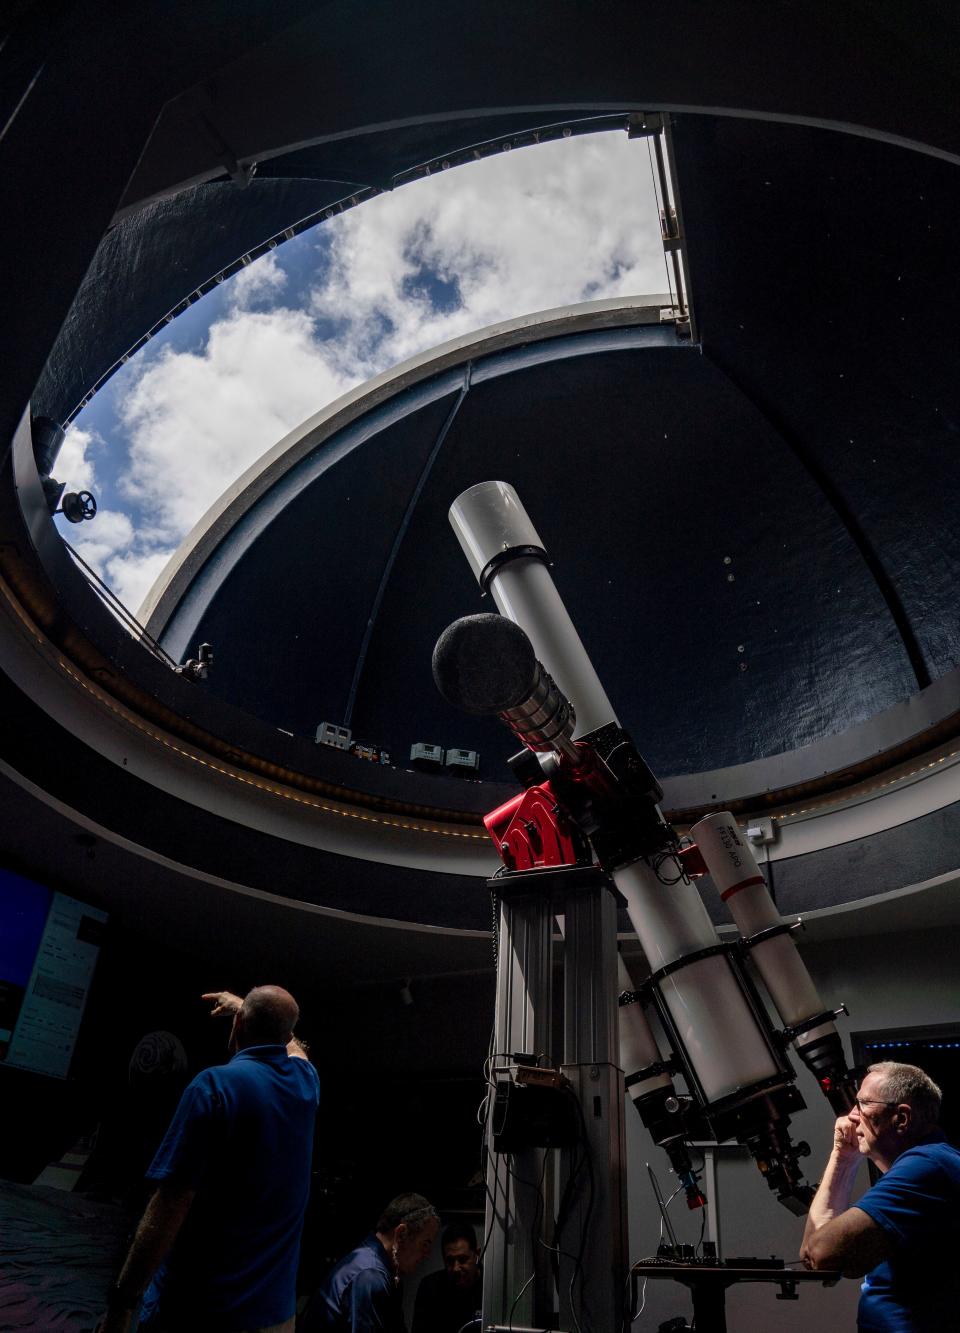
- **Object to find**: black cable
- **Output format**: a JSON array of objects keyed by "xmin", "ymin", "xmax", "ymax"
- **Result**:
[
  {"xmin": 551, "ymin": 1134, "xmax": 587, "ymax": 1252},
  {"xmin": 506, "ymin": 1149, "xmax": 550, "ymax": 1331},
  {"xmin": 650, "ymin": 847, "xmax": 691, "ymax": 887},
  {"xmin": 547, "ymin": 1087, "xmax": 594, "ymax": 1333},
  {"xmin": 478, "ymin": 1040, "xmax": 508, "ymax": 1268}
]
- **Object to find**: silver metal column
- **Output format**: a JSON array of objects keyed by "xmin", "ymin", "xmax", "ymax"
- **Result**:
[
  {"xmin": 702, "ymin": 1147, "xmax": 721, "ymax": 1254},
  {"xmin": 483, "ymin": 886, "xmax": 555, "ymax": 1328},
  {"xmin": 559, "ymin": 878, "xmax": 628, "ymax": 1333}
]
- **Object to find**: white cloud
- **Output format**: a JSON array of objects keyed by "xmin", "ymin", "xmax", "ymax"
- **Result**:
[
  {"xmin": 230, "ymin": 250, "xmax": 288, "ymax": 307},
  {"xmin": 54, "ymin": 471, "xmax": 177, "ymax": 618},
  {"xmin": 59, "ymin": 505, "xmax": 174, "ymax": 625},
  {"xmin": 106, "ymin": 548, "xmax": 177, "ymax": 614},
  {"xmin": 57, "ymin": 424, "xmax": 100, "ymax": 491},
  {"xmin": 117, "ymin": 307, "xmax": 355, "ymax": 538},
  {"xmin": 309, "ymin": 131, "xmax": 669, "ymax": 372},
  {"xmin": 60, "ymin": 507, "xmax": 134, "ymax": 575},
  {"xmin": 94, "ymin": 131, "xmax": 667, "ymax": 612}
]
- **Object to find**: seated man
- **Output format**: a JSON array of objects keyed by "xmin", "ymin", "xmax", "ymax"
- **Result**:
[
  {"xmin": 411, "ymin": 1222, "xmax": 482, "ymax": 1333},
  {"xmin": 801, "ymin": 1060, "xmax": 960, "ymax": 1331},
  {"xmin": 300, "ymin": 1193, "xmax": 439, "ymax": 1333}
]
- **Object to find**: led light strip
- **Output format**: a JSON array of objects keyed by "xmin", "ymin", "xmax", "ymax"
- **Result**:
[
  {"xmin": 56, "ymin": 661, "xmax": 489, "ymax": 840},
  {"xmin": 0, "ymin": 574, "xmax": 487, "ymax": 842},
  {"xmin": 771, "ymin": 751, "xmax": 959, "ymax": 823},
  {"xmin": 4, "ymin": 567, "xmax": 956, "ymax": 841}
]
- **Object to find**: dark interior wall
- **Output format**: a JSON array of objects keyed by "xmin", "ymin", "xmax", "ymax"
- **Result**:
[
  {"xmin": 6, "ymin": 875, "xmax": 957, "ymax": 1328},
  {"xmin": 1, "ymin": 903, "xmax": 496, "ymax": 1283},
  {"xmin": 0, "ymin": 920, "xmax": 236, "ymax": 1186},
  {"xmin": 306, "ymin": 968, "xmax": 496, "ymax": 1275}
]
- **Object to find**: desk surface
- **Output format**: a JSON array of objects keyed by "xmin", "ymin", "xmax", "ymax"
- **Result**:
[{"xmin": 630, "ymin": 1262, "xmax": 841, "ymax": 1287}]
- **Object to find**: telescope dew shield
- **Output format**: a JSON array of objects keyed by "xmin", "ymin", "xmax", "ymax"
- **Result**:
[
  {"xmin": 691, "ymin": 812, "xmax": 830, "ymax": 1035},
  {"xmin": 449, "ymin": 481, "xmax": 616, "ymax": 735}
]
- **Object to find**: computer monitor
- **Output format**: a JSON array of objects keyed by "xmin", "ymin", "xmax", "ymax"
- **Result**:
[{"xmin": 0, "ymin": 866, "xmax": 108, "ymax": 1079}]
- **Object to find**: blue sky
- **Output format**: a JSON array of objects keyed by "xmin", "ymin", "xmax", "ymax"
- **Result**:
[{"xmin": 55, "ymin": 131, "xmax": 669, "ymax": 618}]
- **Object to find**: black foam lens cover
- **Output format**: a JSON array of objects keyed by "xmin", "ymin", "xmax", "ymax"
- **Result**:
[{"xmin": 432, "ymin": 613, "xmax": 537, "ymax": 715}]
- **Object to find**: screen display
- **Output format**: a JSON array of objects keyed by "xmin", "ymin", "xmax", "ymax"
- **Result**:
[{"xmin": 0, "ymin": 867, "xmax": 108, "ymax": 1079}]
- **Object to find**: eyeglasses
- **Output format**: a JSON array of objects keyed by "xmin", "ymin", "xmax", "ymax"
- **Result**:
[{"xmin": 853, "ymin": 1097, "xmax": 897, "ymax": 1113}]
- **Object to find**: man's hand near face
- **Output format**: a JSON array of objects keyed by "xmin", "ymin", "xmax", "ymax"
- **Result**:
[
  {"xmin": 833, "ymin": 1113, "xmax": 861, "ymax": 1161},
  {"xmin": 800, "ymin": 1094, "xmax": 900, "ymax": 1280}
]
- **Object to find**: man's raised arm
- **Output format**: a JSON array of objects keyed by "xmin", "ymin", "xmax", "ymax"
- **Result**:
[
  {"xmin": 801, "ymin": 1115, "xmax": 891, "ymax": 1277},
  {"xmin": 201, "ymin": 989, "xmax": 243, "ymax": 1017}
]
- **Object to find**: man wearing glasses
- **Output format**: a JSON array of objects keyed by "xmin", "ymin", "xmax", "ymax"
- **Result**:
[{"xmin": 801, "ymin": 1061, "xmax": 960, "ymax": 1330}]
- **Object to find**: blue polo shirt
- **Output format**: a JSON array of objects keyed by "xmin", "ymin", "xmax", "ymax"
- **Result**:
[
  {"xmin": 856, "ymin": 1132, "xmax": 960, "ymax": 1331},
  {"xmin": 300, "ymin": 1233, "xmax": 405, "ymax": 1333},
  {"xmin": 143, "ymin": 1044, "xmax": 320, "ymax": 1330}
]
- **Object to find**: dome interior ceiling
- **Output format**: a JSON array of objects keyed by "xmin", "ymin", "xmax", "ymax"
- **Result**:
[
  {"xmin": 167, "ymin": 337, "xmax": 930, "ymax": 781},
  {"xmin": 5, "ymin": 4, "xmax": 960, "ymax": 943},
  {"xmin": 672, "ymin": 115, "xmax": 960, "ymax": 688},
  {"xmin": 110, "ymin": 113, "xmax": 960, "ymax": 786},
  {"xmin": 34, "ymin": 112, "xmax": 627, "ymax": 427}
]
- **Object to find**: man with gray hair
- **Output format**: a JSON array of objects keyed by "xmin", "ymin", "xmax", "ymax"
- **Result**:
[{"xmin": 801, "ymin": 1060, "xmax": 960, "ymax": 1329}]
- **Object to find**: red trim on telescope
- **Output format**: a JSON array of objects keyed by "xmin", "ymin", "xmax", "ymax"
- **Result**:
[
  {"xmin": 720, "ymin": 875, "xmax": 766, "ymax": 901},
  {"xmin": 677, "ymin": 842, "xmax": 708, "ymax": 877}
]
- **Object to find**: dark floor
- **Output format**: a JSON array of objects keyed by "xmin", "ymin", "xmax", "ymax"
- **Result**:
[{"xmin": 0, "ymin": 1181, "xmax": 127, "ymax": 1332}]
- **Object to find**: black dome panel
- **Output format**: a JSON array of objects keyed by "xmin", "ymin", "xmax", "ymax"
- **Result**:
[{"xmin": 167, "ymin": 335, "xmax": 923, "ymax": 780}]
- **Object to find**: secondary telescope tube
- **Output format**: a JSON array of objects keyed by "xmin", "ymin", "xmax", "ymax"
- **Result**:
[
  {"xmin": 618, "ymin": 955, "xmax": 705, "ymax": 1208},
  {"xmin": 692, "ymin": 811, "xmax": 852, "ymax": 1106},
  {"xmin": 448, "ymin": 482, "xmax": 783, "ymax": 1105},
  {"xmin": 617, "ymin": 954, "xmax": 672, "ymax": 1100}
]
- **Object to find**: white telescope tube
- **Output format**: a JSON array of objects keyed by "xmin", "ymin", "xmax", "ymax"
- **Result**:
[
  {"xmin": 449, "ymin": 481, "xmax": 616, "ymax": 735},
  {"xmin": 449, "ymin": 483, "xmax": 783, "ymax": 1106},
  {"xmin": 691, "ymin": 812, "xmax": 838, "ymax": 1051},
  {"xmin": 616, "ymin": 860, "xmax": 780, "ymax": 1102}
]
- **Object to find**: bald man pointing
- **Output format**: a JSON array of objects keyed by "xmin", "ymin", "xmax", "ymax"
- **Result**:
[{"xmin": 100, "ymin": 986, "xmax": 320, "ymax": 1333}]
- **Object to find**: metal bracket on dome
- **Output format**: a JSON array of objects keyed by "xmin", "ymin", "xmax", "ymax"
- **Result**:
[{"xmin": 626, "ymin": 111, "xmax": 663, "ymax": 138}]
